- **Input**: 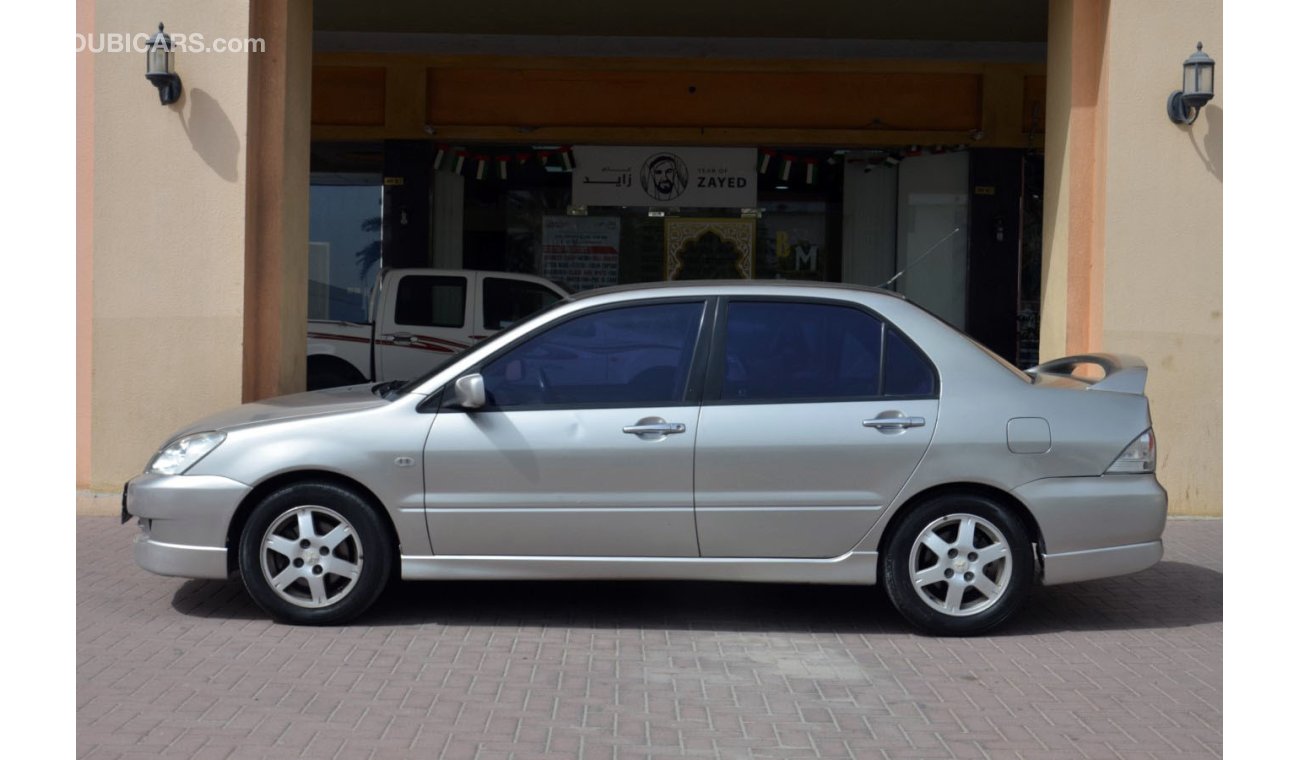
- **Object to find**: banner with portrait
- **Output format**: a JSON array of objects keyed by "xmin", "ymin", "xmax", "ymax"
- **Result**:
[{"xmin": 572, "ymin": 146, "xmax": 757, "ymax": 208}]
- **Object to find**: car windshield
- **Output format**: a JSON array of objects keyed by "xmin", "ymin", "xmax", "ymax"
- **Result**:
[{"xmin": 389, "ymin": 296, "xmax": 574, "ymax": 396}]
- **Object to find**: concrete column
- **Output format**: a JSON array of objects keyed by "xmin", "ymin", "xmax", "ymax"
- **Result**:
[
  {"xmin": 432, "ymin": 171, "xmax": 465, "ymax": 269},
  {"xmin": 243, "ymin": 0, "xmax": 312, "ymax": 401}
]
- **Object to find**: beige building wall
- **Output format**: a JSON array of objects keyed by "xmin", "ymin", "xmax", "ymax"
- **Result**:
[
  {"xmin": 84, "ymin": 0, "xmax": 253, "ymax": 490},
  {"xmin": 79, "ymin": 0, "xmax": 312, "ymax": 492},
  {"xmin": 1043, "ymin": 0, "xmax": 1222, "ymax": 515}
]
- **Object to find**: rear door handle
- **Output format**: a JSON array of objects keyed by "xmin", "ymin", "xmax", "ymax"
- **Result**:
[{"xmin": 863, "ymin": 416, "xmax": 926, "ymax": 430}]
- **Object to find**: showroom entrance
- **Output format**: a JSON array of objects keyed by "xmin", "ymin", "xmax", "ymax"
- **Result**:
[{"xmin": 309, "ymin": 136, "xmax": 1045, "ymax": 365}]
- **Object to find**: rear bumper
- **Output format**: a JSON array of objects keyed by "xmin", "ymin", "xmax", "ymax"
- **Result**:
[
  {"xmin": 1039, "ymin": 540, "xmax": 1163, "ymax": 586},
  {"xmin": 1014, "ymin": 473, "xmax": 1168, "ymax": 585},
  {"xmin": 124, "ymin": 472, "xmax": 250, "ymax": 580}
]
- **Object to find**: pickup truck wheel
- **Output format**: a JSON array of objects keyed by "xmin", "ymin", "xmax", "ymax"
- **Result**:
[
  {"xmin": 237, "ymin": 483, "xmax": 392, "ymax": 625},
  {"xmin": 881, "ymin": 494, "xmax": 1032, "ymax": 636}
]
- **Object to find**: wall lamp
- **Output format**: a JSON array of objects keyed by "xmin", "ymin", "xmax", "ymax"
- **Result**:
[
  {"xmin": 1167, "ymin": 42, "xmax": 1214, "ymax": 125},
  {"xmin": 145, "ymin": 23, "xmax": 182, "ymax": 105}
]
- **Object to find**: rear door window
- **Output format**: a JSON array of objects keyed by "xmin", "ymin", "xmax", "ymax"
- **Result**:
[
  {"xmin": 720, "ymin": 301, "xmax": 884, "ymax": 402},
  {"xmin": 715, "ymin": 300, "xmax": 938, "ymax": 402},
  {"xmin": 393, "ymin": 275, "xmax": 467, "ymax": 328}
]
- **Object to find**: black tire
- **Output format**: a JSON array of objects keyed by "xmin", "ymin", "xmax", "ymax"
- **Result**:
[
  {"xmin": 881, "ymin": 493, "xmax": 1033, "ymax": 636},
  {"xmin": 307, "ymin": 355, "xmax": 366, "ymax": 391},
  {"xmin": 238, "ymin": 482, "xmax": 392, "ymax": 625}
]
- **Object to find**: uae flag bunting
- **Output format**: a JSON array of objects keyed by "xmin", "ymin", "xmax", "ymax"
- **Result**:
[
  {"xmin": 474, "ymin": 154, "xmax": 489, "ymax": 181},
  {"xmin": 803, "ymin": 157, "xmax": 818, "ymax": 184},
  {"xmin": 559, "ymin": 147, "xmax": 574, "ymax": 171},
  {"xmin": 537, "ymin": 150, "xmax": 552, "ymax": 167},
  {"xmin": 758, "ymin": 148, "xmax": 775, "ymax": 174},
  {"xmin": 452, "ymin": 149, "xmax": 467, "ymax": 175},
  {"xmin": 516, "ymin": 152, "xmax": 531, "ymax": 165},
  {"xmin": 780, "ymin": 154, "xmax": 796, "ymax": 182},
  {"xmin": 433, "ymin": 144, "xmax": 450, "ymax": 171},
  {"xmin": 496, "ymin": 155, "xmax": 510, "ymax": 180}
]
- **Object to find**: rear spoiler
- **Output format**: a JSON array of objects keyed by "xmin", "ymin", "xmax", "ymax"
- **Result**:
[{"xmin": 1026, "ymin": 353, "xmax": 1148, "ymax": 394}]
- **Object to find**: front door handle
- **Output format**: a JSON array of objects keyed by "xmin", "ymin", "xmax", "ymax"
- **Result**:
[
  {"xmin": 623, "ymin": 417, "xmax": 687, "ymax": 436},
  {"xmin": 863, "ymin": 416, "xmax": 926, "ymax": 430},
  {"xmin": 383, "ymin": 332, "xmax": 415, "ymax": 346}
]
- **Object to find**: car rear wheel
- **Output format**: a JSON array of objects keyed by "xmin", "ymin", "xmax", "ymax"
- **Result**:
[
  {"xmin": 237, "ymin": 482, "xmax": 392, "ymax": 625},
  {"xmin": 882, "ymin": 494, "xmax": 1033, "ymax": 636}
]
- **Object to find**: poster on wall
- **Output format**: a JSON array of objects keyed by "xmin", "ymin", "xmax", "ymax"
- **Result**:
[
  {"xmin": 541, "ymin": 216, "xmax": 621, "ymax": 292},
  {"xmin": 573, "ymin": 146, "xmax": 757, "ymax": 208},
  {"xmin": 664, "ymin": 218, "xmax": 755, "ymax": 280}
]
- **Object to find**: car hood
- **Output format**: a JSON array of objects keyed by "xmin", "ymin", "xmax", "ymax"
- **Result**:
[{"xmin": 166, "ymin": 384, "xmax": 388, "ymax": 440}]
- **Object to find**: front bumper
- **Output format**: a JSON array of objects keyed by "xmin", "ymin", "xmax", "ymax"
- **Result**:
[
  {"xmin": 1013, "ymin": 474, "xmax": 1168, "ymax": 586},
  {"xmin": 124, "ymin": 473, "xmax": 251, "ymax": 580}
]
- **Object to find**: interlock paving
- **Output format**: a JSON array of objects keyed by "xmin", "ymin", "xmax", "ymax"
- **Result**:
[{"xmin": 78, "ymin": 517, "xmax": 1221, "ymax": 759}]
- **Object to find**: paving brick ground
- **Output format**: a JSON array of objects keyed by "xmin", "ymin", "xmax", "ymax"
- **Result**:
[{"xmin": 78, "ymin": 517, "xmax": 1221, "ymax": 759}]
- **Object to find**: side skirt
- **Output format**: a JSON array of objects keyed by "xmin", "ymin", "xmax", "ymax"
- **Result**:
[{"xmin": 400, "ymin": 551, "xmax": 878, "ymax": 585}]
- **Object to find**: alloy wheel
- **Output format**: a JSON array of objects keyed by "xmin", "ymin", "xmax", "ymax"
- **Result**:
[
  {"xmin": 907, "ymin": 513, "xmax": 1013, "ymax": 617},
  {"xmin": 259, "ymin": 505, "xmax": 364, "ymax": 609}
]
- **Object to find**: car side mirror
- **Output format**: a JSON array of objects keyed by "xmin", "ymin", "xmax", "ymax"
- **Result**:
[{"xmin": 452, "ymin": 374, "xmax": 486, "ymax": 409}]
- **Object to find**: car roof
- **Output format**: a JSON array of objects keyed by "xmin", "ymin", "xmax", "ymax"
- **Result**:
[{"xmin": 571, "ymin": 279, "xmax": 909, "ymax": 302}]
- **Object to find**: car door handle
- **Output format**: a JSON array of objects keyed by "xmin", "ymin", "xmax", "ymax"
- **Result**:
[
  {"xmin": 623, "ymin": 422, "xmax": 687, "ymax": 435},
  {"xmin": 383, "ymin": 332, "xmax": 414, "ymax": 346},
  {"xmin": 863, "ymin": 416, "xmax": 926, "ymax": 430}
]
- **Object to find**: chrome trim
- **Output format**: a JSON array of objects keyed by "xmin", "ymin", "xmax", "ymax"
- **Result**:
[{"xmin": 401, "ymin": 551, "xmax": 878, "ymax": 584}]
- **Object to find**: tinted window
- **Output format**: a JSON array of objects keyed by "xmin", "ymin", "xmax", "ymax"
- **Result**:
[
  {"xmin": 394, "ymin": 275, "xmax": 466, "ymax": 328},
  {"xmin": 721, "ymin": 302, "xmax": 883, "ymax": 401},
  {"xmin": 884, "ymin": 328, "xmax": 937, "ymax": 396},
  {"xmin": 481, "ymin": 302, "xmax": 705, "ymax": 408},
  {"xmin": 482, "ymin": 278, "xmax": 563, "ymax": 331}
]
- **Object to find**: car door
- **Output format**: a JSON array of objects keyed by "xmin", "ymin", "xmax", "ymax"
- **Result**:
[
  {"xmin": 376, "ymin": 272, "xmax": 472, "ymax": 381},
  {"xmin": 693, "ymin": 298, "xmax": 939, "ymax": 558},
  {"xmin": 423, "ymin": 298, "xmax": 711, "ymax": 557}
]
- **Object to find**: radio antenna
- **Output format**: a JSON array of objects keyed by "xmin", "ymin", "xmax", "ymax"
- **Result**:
[{"xmin": 877, "ymin": 227, "xmax": 962, "ymax": 289}]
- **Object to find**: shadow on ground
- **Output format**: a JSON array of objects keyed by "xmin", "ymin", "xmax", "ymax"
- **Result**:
[{"xmin": 172, "ymin": 559, "xmax": 1220, "ymax": 636}]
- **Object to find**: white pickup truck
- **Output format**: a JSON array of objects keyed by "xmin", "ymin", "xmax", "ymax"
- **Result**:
[{"xmin": 307, "ymin": 268, "xmax": 567, "ymax": 390}]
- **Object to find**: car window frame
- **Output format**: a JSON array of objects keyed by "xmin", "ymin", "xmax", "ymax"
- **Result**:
[
  {"xmin": 438, "ymin": 296, "xmax": 718, "ymax": 414},
  {"xmin": 701, "ymin": 295, "xmax": 940, "ymax": 406}
]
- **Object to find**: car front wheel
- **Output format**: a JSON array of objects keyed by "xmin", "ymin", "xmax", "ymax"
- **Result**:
[
  {"xmin": 237, "ymin": 482, "xmax": 392, "ymax": 625},
  {"xmin": 882, "ymin": 494, "xmax": 1033, "ymax": 636}
]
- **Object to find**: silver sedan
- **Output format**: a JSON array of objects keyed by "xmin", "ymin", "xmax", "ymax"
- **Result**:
[{"xmin": 124, "ymin": 281, "xmax": 1166, "ymax": 635}]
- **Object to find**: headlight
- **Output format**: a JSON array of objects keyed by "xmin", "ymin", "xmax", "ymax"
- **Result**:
[
  {"xmin": 147, "ymin": 431, "xmax": 226, "ymax": 475},
  {"xmin": 1106, "ymin": 429, "xmax": 1156, "ymax": 474}
]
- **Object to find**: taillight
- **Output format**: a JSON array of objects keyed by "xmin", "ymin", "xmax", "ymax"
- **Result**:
[{"xmin": 1107, "ymin": 429, "xmax": 1156, "ymax": 474}]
